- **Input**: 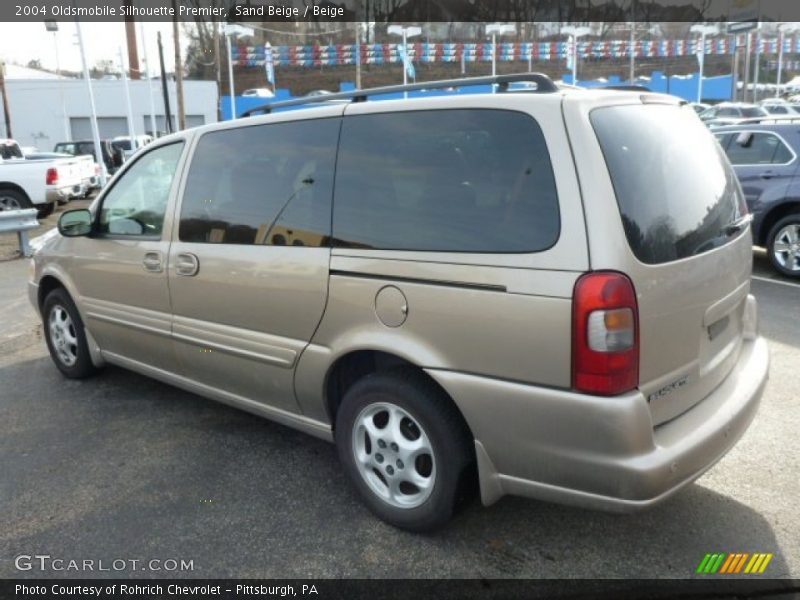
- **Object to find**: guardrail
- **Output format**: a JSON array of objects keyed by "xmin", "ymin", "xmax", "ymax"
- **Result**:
[{"xmin": 0, "ymin": 209, "xmax": 40, "ymax": 257}]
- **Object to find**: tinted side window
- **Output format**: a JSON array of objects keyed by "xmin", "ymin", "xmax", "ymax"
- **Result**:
[
  {"xmin": 717, "ymin": 107, "xmax": 738, "ymax": 117},
  {"xmin": 179, "ymin": 118, "xmax": 339, "ymax": 247},
  {"xmin": 332, "ymin": 110, "xmax": 560, "ymax": 252},
  {"xmin": 726, "ymin": 133, "xmax": 794, "ymax": 165},
  {"xmin": 98, "ymin": 142, "xmax": 184, "ymax": 237}
]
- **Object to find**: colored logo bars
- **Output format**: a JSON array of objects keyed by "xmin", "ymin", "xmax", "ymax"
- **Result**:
[
  {"xmin": 696, "ymin": 552, "xmax": 774, "ymax": 575},
  {"xmin": 229, "ymin": 37, "xmax": 800, "ymax": 68}
]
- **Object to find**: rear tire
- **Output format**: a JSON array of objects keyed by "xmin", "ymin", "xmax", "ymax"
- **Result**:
[
  {"xmin": 0, "ymin": 188, "xmax": 32, "ymax": 211},
  {"xmin": 335, "ymin": 368, "xmax": 475, "ymax": 531},
  {"xmin": 42, "ymin": 288, "xmax": 98, "ymax": 379},
  {"xmin": 766, "ymin": 214, "xmax": 800, "ymax": 278}
]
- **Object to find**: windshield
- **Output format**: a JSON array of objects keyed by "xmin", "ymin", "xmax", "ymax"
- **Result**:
[{"xmin": 591, "ymin": 104, "xmax": 746, "ymax": 265}]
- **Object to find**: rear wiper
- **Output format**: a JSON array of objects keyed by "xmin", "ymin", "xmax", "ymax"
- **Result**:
[{"xmin": 723, "ymin": 214, "xmax": 752, "ymax": 236}]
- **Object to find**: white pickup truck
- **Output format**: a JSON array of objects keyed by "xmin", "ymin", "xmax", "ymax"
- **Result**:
[{"xmin": 0, "ymin": 139, "xmax": 84, "ymax": 217}]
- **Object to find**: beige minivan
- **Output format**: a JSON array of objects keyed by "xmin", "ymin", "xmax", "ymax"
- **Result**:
[{"xmin": 29, "ymin": 74, "xmax": 769, "ymax": 531}]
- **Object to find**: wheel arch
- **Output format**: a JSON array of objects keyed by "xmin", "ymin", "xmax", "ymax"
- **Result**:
[
  {"xmin": 323, "ymin": 349, "xmax": 475, "ymax": 445},
  {"xmin": 0, "ymin": 182, "xmax": 32, "ymax": 204},
  {"xmin": 758, "ymin": 200, "xmax": 800, "ymax": 246}
]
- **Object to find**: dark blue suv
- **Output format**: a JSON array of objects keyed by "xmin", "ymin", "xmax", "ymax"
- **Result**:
[{"xmin": 714, "ymin": 123, "xmax": 800, "ymax": 277}]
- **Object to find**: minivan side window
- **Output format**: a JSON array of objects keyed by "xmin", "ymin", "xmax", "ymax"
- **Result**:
[
  {"xmin": 332, "ymin": 109, "xmax": 560, "ymax": 253},
  {"xmin": 179, "ymin": 118, "xmax": 339, "ymax": 247},
  {"xmin": 724, "ymin": 132, "xmax": 794, "ymax": 166},
  {"xmin": 97, "ymin": 142, "xmax": 184, "ymax": 237}
]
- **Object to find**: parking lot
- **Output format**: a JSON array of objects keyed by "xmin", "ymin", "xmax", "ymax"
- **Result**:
[{"xmin": 1, "ymin": 201, "xmax": 798, "ymax": 579}]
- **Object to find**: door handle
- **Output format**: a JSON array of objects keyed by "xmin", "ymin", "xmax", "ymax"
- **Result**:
[
  {"xmin": 760, "ymin": 171, "xmax": 775, "ymax": 179},
  {"xmin": 142, "ymin": 251, "xmax": 163, "ymax": 273},
  {"xmin": 175, "ymin": 252, "xmax": 199, "ymax": 277}
]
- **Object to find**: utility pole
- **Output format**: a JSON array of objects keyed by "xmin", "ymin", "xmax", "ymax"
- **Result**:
[
  {"xmin": 171, "ymin": 0, "xmax": 185, "ymax": 130},
  {"xmin": 124, "ymin": 2, "xmax": 140, "ymax": 80},
  {"xmin": 0, "ymin": 60, "xmax": 12, "ymax": 139},
  {"xmin": 157, "ymin": 31, "xmax": 173, "ymax": 133}
]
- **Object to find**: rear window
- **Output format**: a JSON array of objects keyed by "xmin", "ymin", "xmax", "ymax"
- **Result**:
[
  {"xmin": 591, "ymin": 104, "xmax": 745, "ymax": 265},
  {"xmin": 332, "ymin": 109, "xmax": 560, "ymax": 253}
]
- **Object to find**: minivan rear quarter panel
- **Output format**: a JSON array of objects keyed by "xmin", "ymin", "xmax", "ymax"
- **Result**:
[{"xmin": 295, "ymin": 94, "xmax": 589, "ymax": 423}]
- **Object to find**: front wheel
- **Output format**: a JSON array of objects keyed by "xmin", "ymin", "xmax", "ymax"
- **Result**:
[
  {"xmin": 42, "ymin": 288, "xmax": 98, "ymax": 379},
  {"xmin": 767, "ymin": 214, "xmax": 800, "ymax": 278},
  {"xmin": 336, "ymin": 369, "xmax": 475, "ymax": 531}
]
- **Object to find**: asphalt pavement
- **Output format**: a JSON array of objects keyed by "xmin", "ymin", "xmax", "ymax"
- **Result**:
[{"xmin": 0, "ymin": 224, "xmax": 798, "ymax": 579}]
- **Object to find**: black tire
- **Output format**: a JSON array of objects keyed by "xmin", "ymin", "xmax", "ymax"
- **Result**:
[
  {"xmin": 42, "ymin": 288, "xmax": 98, "ymax": 379},
  {"xmin": 37, "ymin": 201, "xmax": 55, "ymax": 219},
  {"xmin": 335, "ymin": 368, "xmax": 475, "ymax": 531},
  {"xmin": 0, "ymin": 187, "xmax": 33, "ymax": 211},
  {"xmin": 766, "ymin": 214, "xmax": 800, "ymax": 278}
]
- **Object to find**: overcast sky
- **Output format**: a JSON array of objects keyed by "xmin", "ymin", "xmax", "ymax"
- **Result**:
[{"xmin": 0, "ymin": 22, "xmax": 190, "ymax": 75}]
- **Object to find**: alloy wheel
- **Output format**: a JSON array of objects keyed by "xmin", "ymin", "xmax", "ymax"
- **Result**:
[
  {"xmin": 772, "ymin": 223, "xmax": 800, "ymax": 272},
  {"xmin": 0, "ymin": 194, "xmax": 22, "ymax": 211},
  {"xmin": 352, "ymin": 402, "xmax": 436, "ymax": 509},
  {"xmin": 48, "ymin": 305, "xmax": 78, "ymax": 367}
]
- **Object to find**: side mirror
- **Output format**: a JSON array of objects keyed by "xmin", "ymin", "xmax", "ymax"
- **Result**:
[{"xmin": 58, "ymin": 209, "xmax": 93, "ymax": 237}]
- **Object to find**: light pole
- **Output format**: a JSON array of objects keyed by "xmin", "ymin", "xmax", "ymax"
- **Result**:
[
  {"xmin": 561, "ymin": 26, "xmax": 591, "ymax": 86},
  {"xmin": 485, "ymin": 23, "xmax": 515, "ymax": 80},
  {"xmin": 775, "ymin": 23, "xmax": 798, "ymax": 98},
  {"xmin": 74, "ymin": 20, "xmax": 107, "ymax": 187},
  {"xmin": 118, "ymin": 46, "xmax": 137, "ymax": 150},
  {"xmin": 691, "ymin": 24, "xmax": 719, "ymax": 103},
  {"xmin": 224, "ymin": 24, "xmax": 254, "ymax": 120},
  {"xmin": 45, "ymin": 21, "xmax": 70, "ymax": 142},
  {"xmin": 388, "ymin": 25, "xmax": 421, "ymax": 98},
  {"xmin": 139, "ymin": 21, "xmax": 158, "ymax": 137}
]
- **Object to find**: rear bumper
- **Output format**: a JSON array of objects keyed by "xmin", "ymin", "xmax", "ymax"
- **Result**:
[
  {"xmin": 45, "ymin": 187, "xmax": 73, "ymax": 204},
  {"xmin": 426, "ymin": 335, "xmax": 769, "ymax": 512}
]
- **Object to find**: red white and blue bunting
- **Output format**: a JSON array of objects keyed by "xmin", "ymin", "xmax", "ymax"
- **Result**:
[{"xmin": 230, "ymin": 37, "xmax": 800, "ymax": 68}]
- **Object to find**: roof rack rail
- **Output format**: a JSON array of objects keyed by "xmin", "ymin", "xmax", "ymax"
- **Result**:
[
  {"xmin": 734, "ymin": 115, "xmax": 800, "ymax": 125},
  {"xmin": 241, "ymin": 72, "xmax": 558, "ymax": 117}
]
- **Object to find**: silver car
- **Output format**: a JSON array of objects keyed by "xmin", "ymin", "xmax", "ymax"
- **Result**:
[{"xmin": 29, "ymin": 75, "xmax": 769, "ymax": 531}]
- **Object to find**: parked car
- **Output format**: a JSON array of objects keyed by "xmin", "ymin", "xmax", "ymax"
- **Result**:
[
  {"xmin": 713, "ymin": 123, "xmax": 800, "ymax": 277},
  {"xmin": 689, "ymin": 102, "xmax": 711, "ymax": 115},
  {"xmin": 111, "ymin": 135, "xmax": 153, "ymax": 161},
  {"xmin": 24, "ymin": 150, "xmax": 103, "ymax": 199},
  {"xmin": 54, "ymin": 140, "xmax": 123, "ymax": 175},
  {"xmin": 760, "ymin": 103, "xmax": 800, "ymax": 116},
  {"xmin": 0, "ymin": 139, "xmax": 83, "ymax": 216},
  {"xmin": 242, "ymin": 88, "xmax": 275, "ymax": 98},
  {"xmin": 699, "ymin": 102, "xmax": 769, "ymax": 127},
  {"xmin": 30, "ymin": 75, "xmax": 769, "ymax": 531}
]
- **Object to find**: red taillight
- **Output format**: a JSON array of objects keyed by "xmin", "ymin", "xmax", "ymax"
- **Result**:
[
  {"xmin": 46, "ymin": 167, "xmax": 58, "ymax": 186},
  {"xmin": 572, "ymin": 271, "xmax": 639, "ymax": 396}
]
